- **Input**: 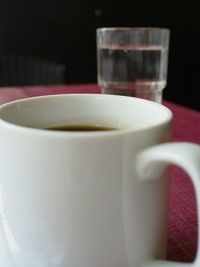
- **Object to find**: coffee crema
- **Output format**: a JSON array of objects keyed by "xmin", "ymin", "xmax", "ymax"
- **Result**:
[{"xmin": 45, "ymin": 124, "xmax": 119, "ymax": 132}]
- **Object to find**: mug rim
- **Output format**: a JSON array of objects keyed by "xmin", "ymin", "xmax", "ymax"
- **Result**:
[{"xmin": 0, "ymin": 94, "xmax": 172, "ymax": 138}]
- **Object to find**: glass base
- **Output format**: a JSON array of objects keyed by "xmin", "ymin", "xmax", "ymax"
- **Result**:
[{"xmin": 101, "ymin": 87, "xmax": 163, "ymax": 104}]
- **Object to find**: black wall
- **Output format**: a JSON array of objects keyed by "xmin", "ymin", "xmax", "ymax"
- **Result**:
[{"xmin": 0, "ymin": 0, "xmax": 199, "ymax": 110}]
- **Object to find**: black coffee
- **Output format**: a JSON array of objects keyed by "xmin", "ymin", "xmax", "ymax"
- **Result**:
[{"xmin": 46, "ymin": 124, "xmax": 119, "ymax": 131}]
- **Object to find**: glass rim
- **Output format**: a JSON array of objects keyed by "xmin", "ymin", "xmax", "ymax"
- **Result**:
[{"xmin": 96, "ymin": 27, "xmax": 170, "ymax": 34}]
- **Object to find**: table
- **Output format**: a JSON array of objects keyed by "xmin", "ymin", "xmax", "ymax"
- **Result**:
[{"xmin": 0, "ymin": 84, "xmax": 200, "ymax": 263}]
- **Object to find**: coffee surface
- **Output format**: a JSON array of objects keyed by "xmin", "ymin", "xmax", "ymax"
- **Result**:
[{"xmin": 46, "ymin": 124, "xmax": 119, "ymax": 131}]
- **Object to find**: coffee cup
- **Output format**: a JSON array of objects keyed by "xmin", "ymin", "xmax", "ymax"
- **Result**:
[{"xmin": 0, "ymin": 94, "xmax": 199, "ymax": 267}]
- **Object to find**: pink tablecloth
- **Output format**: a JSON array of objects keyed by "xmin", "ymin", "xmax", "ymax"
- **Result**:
[{"xmin": 0, "ymin": 84, "xmax": 200, "ymax": 263}]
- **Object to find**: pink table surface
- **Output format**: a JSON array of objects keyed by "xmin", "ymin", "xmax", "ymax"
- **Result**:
[{"xmin": 0, "ymin": 84, "xmax": 200, "ymax": 263}]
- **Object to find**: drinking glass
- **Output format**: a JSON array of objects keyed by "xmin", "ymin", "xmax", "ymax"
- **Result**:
[{"xmin": 97, "ymin": 27, "xmax": 170, "ymax": 103}]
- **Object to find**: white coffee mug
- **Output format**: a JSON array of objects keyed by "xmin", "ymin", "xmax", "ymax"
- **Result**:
[{"xmin": 0, "ymin": 94, "xmax": 199, "ymax": 267}]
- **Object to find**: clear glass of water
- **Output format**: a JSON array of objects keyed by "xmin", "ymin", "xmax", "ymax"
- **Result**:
[{"xmin": 96, "ymin": 27, "xmax": 170, "ymax": 103}]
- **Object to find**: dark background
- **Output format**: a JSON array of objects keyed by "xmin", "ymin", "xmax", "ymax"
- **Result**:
[{"xmin": 0, "ymin": 0, "xmax": 199, "ymax": 110}]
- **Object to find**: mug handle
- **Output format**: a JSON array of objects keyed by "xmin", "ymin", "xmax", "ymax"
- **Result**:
[{"xmin": 136, "ymin": 142, "xmax": 200, "ymax": 267}]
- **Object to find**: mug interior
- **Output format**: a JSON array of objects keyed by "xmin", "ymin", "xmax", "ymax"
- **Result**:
[{"xmin": 0, "ymin": 94, "xmax": 172, "ymax": 132}]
